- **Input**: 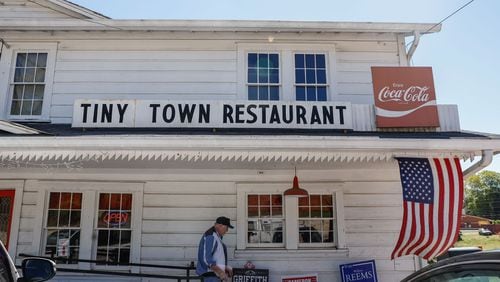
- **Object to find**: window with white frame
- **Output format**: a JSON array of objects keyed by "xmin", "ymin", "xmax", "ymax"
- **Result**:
[
  {"xmin": 39, "ymin": 184, "xmax": 141, "ymax": 268},
  {"xmin": 247, "ymin": 53, "xmax": 280, "ymax": 100},
  {"xmin": 247, "ymin": 194, "xmax": 284, "ymax": 247},
  {"xmin": 10, "ymin": 52, "xmax": 47, "ymax": 116},
  {"xmin": 44, "ymin": 192, "xmax": 82, "ymax": 264},
  {"xmin": 294, "ymin": 54, "xmax": 328, "ymax": 101},
  {"xmin": 96, "ymin": 193, "xmax": 132, "ymax": 264},
  {"xmin": 237, "ymin": 183, "xmax": 343, "ymax": 251}
]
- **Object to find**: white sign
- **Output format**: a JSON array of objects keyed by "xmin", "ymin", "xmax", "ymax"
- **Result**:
[
  {"xmin": 57, "ymin": 238, "xmax": 70, "ymax": 257},
  {"xmin": 72, "ymin": 100, "xmax": 353, "ymax": 130}
]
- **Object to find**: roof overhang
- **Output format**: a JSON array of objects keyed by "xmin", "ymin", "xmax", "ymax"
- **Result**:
[
  {"xmin": 0, "ymin": 19, "xmax": 441, "ymax": 34},
  {"xmin": 0, "ymin": 135, "xmax": 497, "ymax": 165}
]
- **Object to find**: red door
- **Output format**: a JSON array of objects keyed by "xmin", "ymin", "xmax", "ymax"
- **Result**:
[{"xmin": 0, "ymin": 190, "xmax": 15, "ymax": 249}]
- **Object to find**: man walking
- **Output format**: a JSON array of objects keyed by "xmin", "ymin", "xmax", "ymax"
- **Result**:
[{"xmin": 196, "ymin": 216, "xmax": 234, "ymax": 281}]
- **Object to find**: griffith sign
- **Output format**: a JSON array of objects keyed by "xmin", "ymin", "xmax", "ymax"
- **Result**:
[
  {"xmin": 72, "ymin": 100, "xmax": 353, "ymax": 130},
  {"xmin": 371, "ymin": 67, "xmax": 439, "ymax": 128}
]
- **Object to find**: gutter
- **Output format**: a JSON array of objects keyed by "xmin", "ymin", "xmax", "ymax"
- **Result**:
[
  {"xmin": 462, "ymin": 150, "xmax": 496, "ymax": 179},
  {"xmin": 407, "ymin": 31, "xmax": 420, "ymax": 62}
]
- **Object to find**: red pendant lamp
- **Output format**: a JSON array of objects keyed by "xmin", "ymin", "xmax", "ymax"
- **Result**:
[{"xmin": 284, "ymin": 167, "xmax": 309, "ymax": 197}]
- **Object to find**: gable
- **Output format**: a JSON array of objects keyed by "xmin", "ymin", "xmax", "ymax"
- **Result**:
[{"xmin": 0, "ymin": 0, "xmax": 108, "ymax": 20}]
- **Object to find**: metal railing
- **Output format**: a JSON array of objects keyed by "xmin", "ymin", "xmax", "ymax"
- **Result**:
[{"xmin": 19, "ymin": 253, "xmax": 204, "ymax": 281}]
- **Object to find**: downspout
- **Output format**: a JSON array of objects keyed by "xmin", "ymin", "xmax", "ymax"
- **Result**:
[
  {"xmin": 407, "ymin": 31, "xmax": 421, "ymax": 63},
  {"xmin": 463, "ymin": 150, "xmax": 494, "ymax": 180}
]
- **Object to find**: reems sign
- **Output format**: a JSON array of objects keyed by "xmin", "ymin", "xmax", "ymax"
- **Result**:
[
  {"xmin": 72, "ymin": 100, "xmax": 353, "ymax": 130},
  {"xmin": 371, "ymin": 67, "xmax": 439, "ymax": 128}
]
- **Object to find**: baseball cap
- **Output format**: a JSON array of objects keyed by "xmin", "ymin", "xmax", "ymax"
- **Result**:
[{"xmin": 216, "ymin": 216, "xmax": 234, "ymax": 229}]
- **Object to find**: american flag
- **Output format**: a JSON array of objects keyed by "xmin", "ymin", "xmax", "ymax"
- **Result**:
[{"xmin": 391, "ymin": 157, "xmax": 464, "ymax": 260}]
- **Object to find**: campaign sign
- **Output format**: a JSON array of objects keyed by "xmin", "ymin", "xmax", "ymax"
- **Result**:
[
  {"xmin": 340, "ymin": 260, "xmax": 378, "ymax": 282},
  {"xmin": 232, "ymin": 268, "xmax": 269, "ymax": 282},
  {"xmin": 281, "ymin": 273, "xmax": 318, "ymax": 282}
]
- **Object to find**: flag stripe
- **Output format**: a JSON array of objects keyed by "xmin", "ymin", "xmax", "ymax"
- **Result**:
[{"xmin": 391, "ymin": 157, "xmax": 463, "ymax": 260}]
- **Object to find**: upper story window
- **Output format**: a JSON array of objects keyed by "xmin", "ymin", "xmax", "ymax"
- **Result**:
[
  {"xmin": 10, "ymin": 52, "xmax": 47, "ymax": 116},
  {"xmin": 294, "ymin": 54, "xmax": 327, "ymax": 101},
  {"xmin": 247, "ymin": 53, "xmax": 280, "ymax": 101}
]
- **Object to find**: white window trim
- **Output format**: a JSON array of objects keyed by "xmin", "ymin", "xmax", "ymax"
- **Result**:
[
  {"xmin": 236, "ymin": 182, "xmax": 345, "ymax": 256},
  {"xmin": 30, "ymin": 181, "xmax": 143, "ymax": 272},
  {"xmin": 0, "ymin": 42, "xmax": 57, "ymax": 121},
  {"xmin": 236, "ymin": 43, "xmax": 337, "ymax": 101}
]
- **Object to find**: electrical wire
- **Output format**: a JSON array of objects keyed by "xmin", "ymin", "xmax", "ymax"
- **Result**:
[{"xmin": 406, "ymin": 0, "xmax": 476, "ymax": 47}]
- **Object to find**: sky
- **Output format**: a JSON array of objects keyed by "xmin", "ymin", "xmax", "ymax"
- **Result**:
[{"xmin": 71, "ymin": 0, "xmax": 500, "ymax": 173}]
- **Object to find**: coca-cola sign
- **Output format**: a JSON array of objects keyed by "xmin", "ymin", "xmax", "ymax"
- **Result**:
[{"xmin": 371, "ymin": 67, "xmax": 439, "ymax": 128}]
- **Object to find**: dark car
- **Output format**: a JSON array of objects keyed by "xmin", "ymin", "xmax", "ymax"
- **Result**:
[
  {"xmin": 0, "ymin": 240, "xmax": 56, "ymax": 282},
  {"xmin": 402, "ymin": 250, "xmax": 500, "ymax": 282},
  {"xmin": 479, "ymin": 228, "xmax": 494, "ymax": 236}
]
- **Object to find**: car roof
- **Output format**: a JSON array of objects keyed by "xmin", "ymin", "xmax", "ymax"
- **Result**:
[{"xmin": 402, "ymin": 250, "xmax": 500, "ymax": 282}]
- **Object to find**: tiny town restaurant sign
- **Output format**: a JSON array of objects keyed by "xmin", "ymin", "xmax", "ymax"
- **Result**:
[{"xmin": 72, "ymin": 100, "xmax": 353, "ymax": 130}]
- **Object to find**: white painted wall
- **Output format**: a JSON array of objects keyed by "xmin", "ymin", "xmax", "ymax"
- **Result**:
[{"xmin": 3, "ymin": 164, "xmax": 419, "ymax": 281}]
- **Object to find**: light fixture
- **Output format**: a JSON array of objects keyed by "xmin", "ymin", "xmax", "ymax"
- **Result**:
[{"xmin": 284, "ymin": 167, "xmax": 309, "ymax": 197}]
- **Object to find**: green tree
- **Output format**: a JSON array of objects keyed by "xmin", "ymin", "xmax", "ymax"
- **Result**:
[{"xmin": 465, "ymin": 170, "xmax": 500, "ymax": 220}]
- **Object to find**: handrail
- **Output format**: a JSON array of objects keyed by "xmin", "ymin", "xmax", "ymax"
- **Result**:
[{"xmin": 18, "ymin": 253, "xmax": 203, "ymax": 281}]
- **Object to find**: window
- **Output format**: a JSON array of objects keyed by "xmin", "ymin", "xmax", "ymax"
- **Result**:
[
  {"xmin": 247, "ymin": 194, "xmax": 284, "ymax": 247},
  {"xmin": 294, "ymin": 54, "xmax": 327, "ymax": 101},
  {"xmin": 298, "ymin": 194, "xmax": 335, "ymax": 246},
  {"xmin": 237, "ymin": 183, "xmax": 344, "ymax": 252},
  {"xmin": 10, "ymin": 52, "xmax": 47, "ymax": 116},
  {"xmin": 44, "ymin": 192, "xmax": 82, "ymax": 264},
  {"xmin": 36, "ymin": 183, "xmax": 141, "ymax": 269},
  {"xmin": 247, "ymin": 53, "xmax": 280, "ymax": 100},
  {"xmin": 96, "ymin": 193, "xmax": 132, "ymax": 264}
]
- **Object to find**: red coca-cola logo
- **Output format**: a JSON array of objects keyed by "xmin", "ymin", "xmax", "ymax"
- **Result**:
[
  {"xmin": 103, "ymin": 211, "xmax": 129, "ymax": 226},
  {"xmin": 378, "ymin": 84, "xmax": 430, "ymax": 103}
]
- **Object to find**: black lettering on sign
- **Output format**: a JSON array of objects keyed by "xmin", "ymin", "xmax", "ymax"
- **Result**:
[
  {"xmin": 246, "ymin": 104, "xmax": 257, "ymax": 124},
  {"xmin": 81, "ymin": 104, "xmax": 91, "ymax": 123},
  {"xmin": 162, "ymin": 104, "xmax": 175, "ymax": 123},
  {"xmin": 223, "ymin": 104, "xmax": 234, "ymax": 123},
  {"xmin": 199, "ymin": 104, "xmax": 210, "ymax": 123},
  {"xmin": 149, "ymin": 104, "xmax": 161, "ymax": 123},
  {"xmin": 336, "ymin": 106, "xmax": 346, "ymax": 124},
  {"xmin": 117, "ymin": 104, "xmax": 128, "ymax": 123},
  {"xmin": 101, "ymin": 104, "xmax": 113, "ymax": 123}
]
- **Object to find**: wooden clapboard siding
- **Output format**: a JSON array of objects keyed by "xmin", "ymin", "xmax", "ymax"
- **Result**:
[{"xmin": 0, "ymin": 1, "xmax": 73, "ymax": 19}]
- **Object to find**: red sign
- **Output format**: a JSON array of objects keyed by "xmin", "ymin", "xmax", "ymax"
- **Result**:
[
  {"xmin": 371, "ymin": 67, "xmax": 439, "ymax": 128},
  {"xmin": 103, "ymin": 211, "xmax": 129, "ymax": 227},
  {"xmin": 281, "ymin": 274, "xmax": 318, "ymax": 282}
]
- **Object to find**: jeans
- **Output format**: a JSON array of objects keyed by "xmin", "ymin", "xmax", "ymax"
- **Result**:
[{"xmin": 202, "ymin": 276, "xmax": 221, "ymax": 282}]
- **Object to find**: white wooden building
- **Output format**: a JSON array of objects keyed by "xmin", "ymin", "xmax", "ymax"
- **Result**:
[{"xmin": 0, "ymin": 1, "xmax": 499, "ymax": 281}]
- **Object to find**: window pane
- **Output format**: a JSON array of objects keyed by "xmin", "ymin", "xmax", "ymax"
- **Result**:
[
  {"xmin": 295, "ymin": 69, "xmax": 305, "ymax": 84},
  {"xmin": 296, "ymin": 86, "xmax": 305, "ymax": 101},
  {"xmin": 248, "ymin": 53, "xmax": 257, "ymax": 68},
  {"xmin": 298, "ymin": 194, "xmax": 335, "ymax": 246},
  {"xmin": 47, "ymin": 210, "xmax": 58, "ymax": 227},
  {"xmin": 258, "ymin": 68, "xmax": 269, "ymax": 83},
  {"xmin": 70, "ymin": 211, "xmax": 81, "ymax": 227},
  {"xmin": 305, "ymin": 54, "xmax": 315, "ymax": 68},
  {"xmin": 271, "ymin": 207, "xmax": 282, "ymax": 217},
  {"xmin": 34, "ymin": 85, "xmax": 45, "ymax": 99},
  {"xmin": 110, "ymin": 194, "xmax": 121, "ymax": 210},
  {"xmin": 24, "ymin": 85, "xmax": 34, "ymax": 100},
  {"xmin": 247, "ymin": 194, "xmax": 284, "ymax": 245},
  {"xmin": 258, "ymin": 53, "xmax": 268, "ymax": 68},
  {"xmin": 37, "ymin": 53, "xmax": 48, "ymax": 67},
  {"xmin": 248, "ymin": 195, "xmax": 258, "ymax": 205},
  {"xmin": 299, "ymin": 207, "xmax": 309, "ymax": 217},
  {"xmin": 258, "ymin": 86, "xmax": 268, "ymax": 100},
  {"xmin": 99, "ymin": 194, "xmax": 110, "ymax": 209},
  {"xmin": 60, "ymin": 193, "xmax": 72, "ymax": 209},
  {"xmin": 259, "ymin": 195, "xmax": 270, "ymax": 206},
  {"xmin": 295, "ymin": 54, "xmax": 304, "ymax": 68},
  {"xmin": 13, "ymin": 85, "xmax": 24, "ymax": 99},
  {"xmin": 306, "ymin": 69, "xmax": 316, "ymax": 84},
  {"xmin": 269, "ymin": 86, "xmax": 279, "ymax": 100},
  {"xmin": 21, "ymin": 101, "xmax": 32, "ymax": 115},
  {"xmin": 271, "ymin": 195, "xmax": 282, "ymax": 206},
  {"xmin": 71, "ymin": 193, "xmax": 82, "ymax": 209},
  {"xmin": 16, "ymin": 53, "xmax": 27, "ymax": 67},
  {"xmin": 248, "ymin": 86, "xmax": 258, "ymax": 100},
  {"xmin": 27, "ymin": 53, "xmax": 37, "ymax": 67},
  {"xmin": 307, "ymin": 86, "xmax": 316, "ymax": 101},
  {"xmin": 269, "ymin": 68, "xmax": 279, "ymax": 83},
  {"xmin": 260, "ymin": 206, "xmax": 270, "ymax": 217},
  {"xmin": 317, "ymin": 69, "xmax": 326, "ymax": 84},
  {"xmin": 248, "ymin": 68, "xmax": 257, "ymax": 83},
  {"xmin": 35, "ymin": 68, "xmax": 46, "ymax": 82},
  {"xmin": 269, "ymin": 54, "xmax": 279, "ymax": 68},
  {"xmin": 10, "ymin": 101, "xmax": 21, "ymax": 115},
  {"xmin": 32, "ymin": 101, "xmax": 43, "ymax": 115},
  {"xmin": 121, "ymin": 194, "xmax": 132, "ymax": 210},
  {"xmin": 322, "ymin": 195, "xmax": 332, "ymax": 206},
  {"xmin": 58, "ymin": 210, "xmax": 70, "ymax": 227},
  {"xmin": 24, "ymin": 68, "xmax": 35, "ymax": 82},
  {"xmin": 310, "ymin": 195, "xmax": 321, "ymax": 206},
  {"xmin": 298, "ymin": 197, "xmax": 308, "ymax": 206},
  {"xmin": 248, "ymin": 206, "xmax": 258, "ymax": 218},
  {"xmin": 49, "ymin": 193, "xmax": 61, "ymax": 209},
  {"xmin": 316, "ymin": 54, "xmax": 326, "ymax": 68},
  {"xmin": 14, "ymin": 68, "xmax": 24, "ymax": 82},
  {"xmin": 317, "ymin": 87, "xmax": 327, "ymax": 101}
]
